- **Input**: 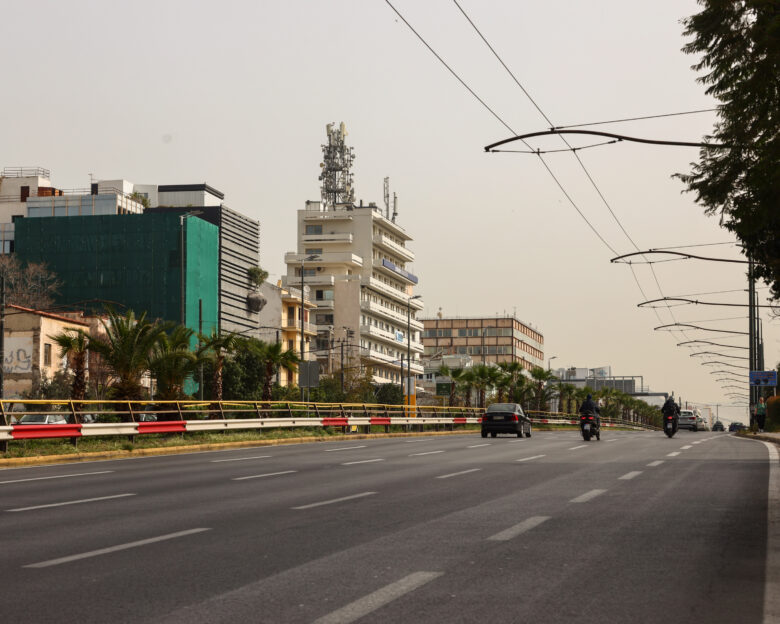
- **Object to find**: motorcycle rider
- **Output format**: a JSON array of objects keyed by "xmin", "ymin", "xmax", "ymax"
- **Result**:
[
  {"xmin": 579, "ymin": 393, "xmax": 601, "ymax": 430},
  {"xmin": 661, "ymin": 395, "xmax": 679, "ymax": 434}
]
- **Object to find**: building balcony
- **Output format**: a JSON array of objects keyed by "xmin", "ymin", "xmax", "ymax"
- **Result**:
[
  {"xmin": 375, "ymin": 258, "xmax": 418, "ymax": 284},
  {"xmin": 300, "ymin": 274, "xmax": 335, "ymax": 287},
  {"xmin": 360, "ymin": 324, "xmax": 424, "ymax": 354},
  {"xmin": 363, "ymin": 276, "xmax": 408, "ymax": 304},
  {"xmin": 360, "ymin": 300, "xmax": 423, "ymax": 331},
  {"xmin": 314, "ymin": 299, "xmax": 334, "ymax": 309},
  {"xmin": 281, "ymin": 319, "xmax": 318, "ymax": 336},
  {"xmin": 360, "ymin": 347, "xmax": 424, "ymax": 374},
  {"xmin": 302, "ymin": 209, "xmax": 354, "ymax": 222},
  {"xmin": 303, "ymin": 232, "xmax": 353, "ymax": 244},
  {"xmin": 373, "ymin": 234, "xmax": 414, "ymax": 262},
  {"xmin": 285, "ymin": 251, "xmax": 363, "ymax": 269}
]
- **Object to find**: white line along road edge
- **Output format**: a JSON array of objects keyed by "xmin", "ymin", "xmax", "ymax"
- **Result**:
[
  {"xmin": 313, "ymin": 571, "xmax": 443, "ymax": 624},
  {"xmin": 763, "ymin": 441, "xmax": 779, "ymax": 624}
]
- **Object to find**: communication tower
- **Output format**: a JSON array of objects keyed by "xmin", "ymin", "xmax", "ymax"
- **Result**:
[{"xmin": 318, "ymin": 122, "xmax": 355, "ymax": 208}]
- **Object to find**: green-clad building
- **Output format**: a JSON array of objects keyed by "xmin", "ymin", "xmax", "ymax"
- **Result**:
[{"xmin": 15, "ymin": 213, "xmax": 219, "ymax": 336}]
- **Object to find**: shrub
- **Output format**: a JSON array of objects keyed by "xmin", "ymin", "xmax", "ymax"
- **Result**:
[{"xmin": 765, "ymin": 396, "xmax": 780, "ymax": 433}]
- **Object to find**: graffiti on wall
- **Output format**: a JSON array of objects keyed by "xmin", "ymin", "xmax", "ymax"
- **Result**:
[{"xmin": 4, "ymin": 337, "xmax": 34, "ymax": 374}]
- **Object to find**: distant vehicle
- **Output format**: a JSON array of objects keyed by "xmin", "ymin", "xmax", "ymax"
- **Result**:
[
  {"xmin": 712, "ymin": 421, "xmax": 725, "ymax": 431},
  {"xmin": 678, "ymin": 409, "xmax": 699, "ymax": 431},
  {"xmin": 729, "ymin": 422, "xmax": 746, "ymax": 432},
  {"xmin": 15, "ymin": 414, "xmax": 68, "ymax": 425},
  {"xmin": 137, "ymin": 413, "xmax": 157, "ymax": 422},
  {"xmin": 696, "ymin": 417, "xmax": 708, "ymax": 431},
  {"xmin": 481, "ymin": 403, "xmax": 531, "ymax": 438}
]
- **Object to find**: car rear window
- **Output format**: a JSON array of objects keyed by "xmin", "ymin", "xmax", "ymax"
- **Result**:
[
  {"xmin": 487, "ymin": 403, "xmax": 519, "ymax": 413},
  {"xmin": 680, "ymin": 411, "xmax": 694, "ymax": 417}
]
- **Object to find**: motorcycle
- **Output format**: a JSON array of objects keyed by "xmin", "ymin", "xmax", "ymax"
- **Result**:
[
  {"xmin": 580, "ymin": 412, "xmax": 600, "ymax": 441},
  {"xmin": 663, "ymin": 415, "xmax": 678, "ymax": 438}
]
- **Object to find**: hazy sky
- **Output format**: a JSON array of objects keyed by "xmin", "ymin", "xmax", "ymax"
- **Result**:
[{"xmin": 2, "ymin": 0, "xmax": 773, "ymax": 424}]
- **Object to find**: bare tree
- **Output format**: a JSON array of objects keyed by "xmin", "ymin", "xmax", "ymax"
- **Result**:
[{"xmin": 0, "ymin": 255, "xmax": 61, "ymax": 310}]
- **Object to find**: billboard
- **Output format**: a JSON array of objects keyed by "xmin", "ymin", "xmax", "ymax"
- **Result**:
[{"xmin": 750, "ymin": 370, "xmax": 777, "ymax": 387}]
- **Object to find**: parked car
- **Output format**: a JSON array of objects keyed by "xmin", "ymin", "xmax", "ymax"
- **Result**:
[
  {"xmin": 15, "ymin": 413, "xmax": 68, "ymax": 425},
  {"xmin": 729, "ymin": 422, "xmax": 746, "ymax": 432},
  {"xmin": 678, "ymin": 409, "xmax": 699, "ymax": 431},
  {"xmin": 481, "ymin": 403, "xmax": 531, "ymax": 438},
  {"xmin": 712, "ymin": 421, "xmax": 725, "ymax": 431}
]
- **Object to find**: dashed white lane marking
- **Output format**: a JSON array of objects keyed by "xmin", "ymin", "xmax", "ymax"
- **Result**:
[
  {"xmin": 570, "ymin": 489, "xmax": 607, "ymax": 503},
  {"xmin": 292, "ymin": 491, "xmax": 376, "ymax": 510},
  {"xmin": 0, "ymin": 471, "xmax": 113, "ymax": 485},
  {"xmin": 619, "ymin": 471, "xmax": 643, "ymax": 480},
  {"xmin": 436, "ymin": 468, "xmax": 481, "ymax": 479},
  {"xmin": 342, "ymin": 459, "xmax": 385, "ymax": 465},
  {"xmin": 680, "ymin": 445, "xmax": 693, "ymax": 450},
  {"xmin": 569, "ymin": 445, "xmax": 587, "ymax": 450},
  {"xmin": 313, "ymin": 571, "xmax": 443, "ymax": 624},
  {"xmin": 324, "ymin": 446, "xmax": 367, "ymax": 452},
  {"xmin": 232, "ymin": 470, "xmax": 297, "ymax": 481},
  {"xmin": 24, "ymin": 528, "xmax": 210, "ymax": 568},
  {"xmin": 647, "ymin": 460, "xmax": 665, "ymax": 467},
  {"xmin": 692, "ymin": 441, "xmax": 703, "ymax": 445},
  {"xmin": 467, "ymin": 444, "xmax": 491, "ymax": 448},
  {"xmin": 605, "ymin": 439, "xmax": 619, "ymax": 442},
  {"xmin": 667, "ymin": 452, "xmax": 681, "ymax": 457},
  {"xmin": 409, "ymin": 451, "xmax": 444, "ymax": 456},
  {"xmin": 488, "ymin": 516, "xmax": 551, "ymax": 541},
  {"xmin": 211, "ymin": 455, "xmax": 271, "ymax": 463},
  {"xmin": 7, "ymin": 493, "xmax": 135, "ymax": 512},
  {"xmin": 516, "ymin": 455, "xmax": 546, "ymax": 462}
]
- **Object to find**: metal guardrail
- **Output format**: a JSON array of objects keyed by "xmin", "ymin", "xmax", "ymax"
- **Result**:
[{"xmin": 0, "ymin": 400, "xmax": 658, "ymax": 447}]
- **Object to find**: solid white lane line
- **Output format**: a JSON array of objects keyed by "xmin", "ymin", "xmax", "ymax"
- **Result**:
[
  {"xmin": 570, "ymin": 489, "xmax": 607, "ymax": 503},
  {"xmin": 313, "ymin": 571, "xmax": 443, "ymax": 624},
  {"xmin": 569, "ymin": 445, "xmax": 587, "ymax": 450},
  {"xmin": 24, "ymin": 528, "xmax": 210, "ymax": 568},
  {"xmin": 467, "ymin": 444, "xmax": 491, "ymax": 448},
  {"xmin": 292, "ymin": 491, "xmax": 376, "ymax": 510},
  {"xmin": 647, "ymin": 460, "xmax": 665, "ymax": 467},
  {"xmin": 436, "ymin": 469, "xmax": 481, "ymax": 479},
  {"xmin": 342, "ymin": 459, "xmax": 384, "ymax": 465},
  {"xmin": 680, "ymin": 445, "xmax": 693, "ymax": 450},
  {"xmin": 516, "ymin": 455, "xmax": 546, "ymax": 462},
  {"xmin": 619, "ymin": 471, "xmax": 643, "ymax": 480},
  {"xmin": 211, "ymin": 456, "xmax": 271, "ymax": 463},
  {"xmin": 409, "ymin": 451, "xmax": 444, "ymax": 456},
  {"xmin": 0, "ymin": 471, "xmax": 113, "ymax": 485},
  {"xmin": 232, "ymin": 470, "xmax": 297, "ymax": 481},
  {"xmin": 7, "ymin": 493, "xmax": 135, "ymax": 512},
  {"xmin": 488, "ymin": 516, "xmax": 551, "ymax": 541},
  {"xmin": 762, "ymin": 441, "xmax": 779, "ymax": 621},
  {"xmin": 324, "ymin": 446, "xmax": 367, "ymax": 452},
  {"xmin": 667, "ymin": 451, "xmax": 681, "ymax": 457}
]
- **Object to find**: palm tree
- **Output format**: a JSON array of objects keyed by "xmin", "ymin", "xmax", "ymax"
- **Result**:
[
  {"xmin": 557, "ymin": 383, "xmax": 577, "ymax": 414},
  {"xmin": 49, "ymin": 328, "xmax": 90, "ymax": 404},
  {"xmin": 148, "ymin": 324, "xmax": 200, "ymax": 400},
  {"xmin": 258, "ymin": 341, "xmax": 299, "ymax": 400},
  {"xmin": 88, "ymin": 308, "xmax": 166, "ymax": 400},
  {"xmin": 199, "ymin": 330, "xmax": 243, "ymax": 402},
  {"xmin": 471, "ymin": 364, "xmax": 499, "ymax": 408},
  {"xmin": 458, "ymin": 368, "xmax": 476, "ymax": 407},
  {"xmin": 529, "ymin": 366, "xmax": 558, "ymax": 412},
  {"xmin": 497, "ymin": 361, "xmax": 525, "ymax": 403}
]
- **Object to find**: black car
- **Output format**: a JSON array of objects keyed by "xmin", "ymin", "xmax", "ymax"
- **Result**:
[
  {"xmin": 481, "ymin": 403, "xmax": 532, "ymax": 438},
  {"xmin": 712, "ymin": 421, "xmax": 724, "ymax": 431},
  {"xmin": 728, "ymin": 422, "xmax": 746, "ymax": 432}
]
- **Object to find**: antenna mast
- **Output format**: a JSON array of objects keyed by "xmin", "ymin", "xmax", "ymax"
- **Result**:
[
  {"xmin": 383, "ymin": 177, "xmax": 390, "ymax": 218},
  {"xmin": 318, "ymin": 122, "xmax": 355, "ymax": 209}
]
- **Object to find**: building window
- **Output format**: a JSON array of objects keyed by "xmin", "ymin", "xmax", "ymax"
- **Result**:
[
  {"xmin": 305, "ymin": 248, "xmax": 322, "ymax": 254},
  {"xmin": 305, "ymin": 225, "xmax": 322, "ymax": 235},
  {"xmin": 44, "ymin": 343, "xmax": 52, "ymax": 367}
]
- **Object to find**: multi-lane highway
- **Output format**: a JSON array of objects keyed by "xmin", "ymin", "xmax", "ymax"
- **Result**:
[{"xmin": 0, "ymin": 431, "xmax": 776, "ymax": 623}]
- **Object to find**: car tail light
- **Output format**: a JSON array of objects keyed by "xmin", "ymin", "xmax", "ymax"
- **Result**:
[{"xmin": 511, "ymin": 415, "xmax": 518, "ymax": 421}]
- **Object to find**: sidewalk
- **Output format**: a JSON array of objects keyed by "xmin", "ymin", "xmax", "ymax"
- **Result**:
[{"xmin": 744, "ymin": 431, "xmax": 780, "ymax": 446}]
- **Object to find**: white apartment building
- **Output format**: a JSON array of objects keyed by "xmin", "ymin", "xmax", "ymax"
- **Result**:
[{"xmin": 284, "ymin": 199, "xmax": 424, "ymax": 385}]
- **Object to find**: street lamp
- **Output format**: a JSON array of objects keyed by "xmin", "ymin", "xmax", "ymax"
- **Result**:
[
  {"xmin": 548, "ymin": 355, "xmax": 557, "ymax": 371},
  {"xmin": 406, "ymin": 295, "xmax": 422, "ymax": 406},
  {"xmin": 300, "ymin": 254, "xmax": 320, "ymax": 401}
]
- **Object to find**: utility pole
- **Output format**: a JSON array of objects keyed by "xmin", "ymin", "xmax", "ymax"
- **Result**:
[
  {"xmin": 0, "ymin": 276, "xmax": 4, "ymax": 401},
  {"xmin": 340, "ymin": 341, "xmax": 345, "ymax": 394},
  {"xmin": 748, "ymin": 257, "xmax": 756, "ymax": 416},
  {"xmin": 198, "ymin": 299, "xmax": 203, "ymax": 401}
]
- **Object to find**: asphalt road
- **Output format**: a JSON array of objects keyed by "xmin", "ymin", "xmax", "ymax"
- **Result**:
[{"xmin": 0, "ymin": 430, "xmax": 775, "ymax": 623}]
